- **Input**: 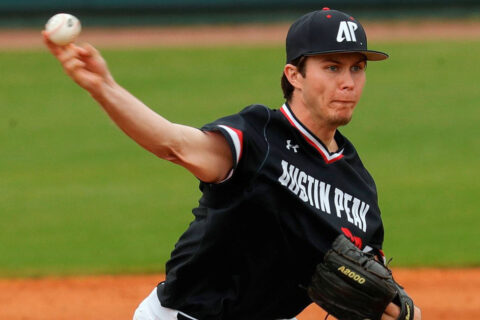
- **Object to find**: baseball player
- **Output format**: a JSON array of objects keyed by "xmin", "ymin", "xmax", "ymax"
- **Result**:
[{"xmin": 43, "ymin": 8, "xmax": 421, "ymax": 320}]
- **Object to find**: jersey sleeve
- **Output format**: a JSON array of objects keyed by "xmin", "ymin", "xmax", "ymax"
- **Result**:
[{"xmin": 201, "ymin": 104, "xmax": 271, "ymax": 181}]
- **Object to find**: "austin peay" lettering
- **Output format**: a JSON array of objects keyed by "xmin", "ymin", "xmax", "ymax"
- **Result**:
[{"xmin": 278, "ymin": 160, "xmax": 370, "ymax": 232}]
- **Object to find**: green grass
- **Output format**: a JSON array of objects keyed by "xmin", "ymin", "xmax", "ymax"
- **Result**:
[
  {"xmin": 0, "ymin": 41, "xmax": 479, "ymax": 276},
  {"xmin": 344, "ymin": 40, "xmax": 480, "ymax": 266}
]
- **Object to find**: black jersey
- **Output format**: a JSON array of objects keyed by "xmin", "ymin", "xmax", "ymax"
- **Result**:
[{"xmin": 157, "ymin": 103, "xmax": 384, "ymax": 320}]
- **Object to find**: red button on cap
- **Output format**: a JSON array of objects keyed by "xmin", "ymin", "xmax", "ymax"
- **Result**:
[{"xmin": 322, "ymin": 7, "xmax": 330, "ymax": 10}]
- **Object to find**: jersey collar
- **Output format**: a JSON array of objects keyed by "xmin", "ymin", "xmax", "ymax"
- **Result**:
[{"xmin": 280, "ymin": 103, "xmax": 344, "ymax": 164}]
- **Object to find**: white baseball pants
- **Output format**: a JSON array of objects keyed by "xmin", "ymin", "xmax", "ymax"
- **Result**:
[{"xmin": 133, "ymin": 287, "xmax": 297, "ymax": 320}]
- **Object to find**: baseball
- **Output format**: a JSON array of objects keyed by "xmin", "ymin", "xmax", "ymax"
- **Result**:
[{"xmin": 45, "ymin": 13, "xmax": 81, "ymax": 46}]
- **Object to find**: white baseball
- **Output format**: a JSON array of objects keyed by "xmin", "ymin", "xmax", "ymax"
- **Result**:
[{"xmin": 45, "ymin": 13, "xmax": 81, "ymax": 46}]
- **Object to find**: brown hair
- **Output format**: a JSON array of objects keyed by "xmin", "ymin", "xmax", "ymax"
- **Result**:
[{"xmin": 281, "ymin": 56, "xmax": 307, "ymax": 101}]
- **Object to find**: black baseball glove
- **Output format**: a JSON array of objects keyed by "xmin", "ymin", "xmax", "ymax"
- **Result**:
[{"xmin": 307, "ymin": 234, "xmax": 414, "ymax": 320}]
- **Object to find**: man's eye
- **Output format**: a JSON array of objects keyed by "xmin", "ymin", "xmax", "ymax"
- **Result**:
[
  {"xmin": 351, "ymin": 65, "xmax": 364, "ymax": 72},
  {"xmin": 327, "ymin": 66, "xmax": 338, "ymax": 71}
]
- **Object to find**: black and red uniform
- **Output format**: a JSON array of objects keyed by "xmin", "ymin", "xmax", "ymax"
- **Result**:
[{"xmin": 157, "ymin": 103, "xmax": 384, "ymax": 320}]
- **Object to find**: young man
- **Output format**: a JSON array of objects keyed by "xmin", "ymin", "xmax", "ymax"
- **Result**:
[{"xmin": 43, "ymin": 8, "xmax": 421, "ymax": 320}]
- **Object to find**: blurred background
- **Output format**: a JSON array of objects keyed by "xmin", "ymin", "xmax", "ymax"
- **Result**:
[
  {"xmin": 1, "ymin": 0, "xmax": 479, "ymax": 275},
  {"xmin": 1, "ymin": 1, "xmax": 479, "ymax": 319},
  {"xmin": 1, "ymin": 0, "xmax": 480, "ymax": 27}
]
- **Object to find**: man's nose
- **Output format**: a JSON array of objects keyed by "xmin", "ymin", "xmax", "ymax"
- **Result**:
[{"xmin": 339, "ymin": 70, "xmax": 355, "ymax": 90}]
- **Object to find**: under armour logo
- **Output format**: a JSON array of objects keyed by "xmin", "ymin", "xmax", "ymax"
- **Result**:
[
  {"xmin": 336, "ymin": 21, "xmax": 358, "ymax": 42},
  {"xmin": 286, "ymin": 140, "xmax": 299, "ymax": 153}
]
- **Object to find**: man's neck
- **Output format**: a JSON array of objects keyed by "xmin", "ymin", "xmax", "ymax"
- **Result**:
[{"xmin": 288, "ymin": 101, "xmax": 339, "ymax": 153}]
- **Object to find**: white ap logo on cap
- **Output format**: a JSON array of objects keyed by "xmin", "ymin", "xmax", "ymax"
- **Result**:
[{"xmin": 336, "ymin": 21, "xmax": 358, "ymax": 42}]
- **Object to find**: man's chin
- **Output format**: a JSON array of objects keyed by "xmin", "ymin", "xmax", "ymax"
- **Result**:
[
  {"xmin": 331, "ymin": 114, "xmax": 353, "ymax": 127},
  {"xmin": 326, "ymin": 106, "xmax": 355, "ymax": 127}
]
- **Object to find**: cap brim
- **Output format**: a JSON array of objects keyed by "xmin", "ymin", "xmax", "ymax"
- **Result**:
[
  {"xmin": 363, "ymin": 50, "xmax": 389, "ymax": 61},
  {"xmin": 304, "ymin": 49, "xmax": 389, "ymax": 61}
]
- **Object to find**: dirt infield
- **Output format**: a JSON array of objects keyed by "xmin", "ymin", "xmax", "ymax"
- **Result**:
[
  {"xmin": 1, "ymin": 268, "xmax": 479, "ymax": 319},
  {"xmin": 1, "ymin": 20, "xmax": 479, "ymax": 50}
]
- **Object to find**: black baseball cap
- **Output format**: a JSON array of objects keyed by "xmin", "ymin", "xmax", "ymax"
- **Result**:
[{"xmin": 286, "ymin": 8, "xmax": 388, "ymax": 63}]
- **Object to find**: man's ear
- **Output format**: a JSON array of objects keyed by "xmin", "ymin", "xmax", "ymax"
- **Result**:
[{"xmin": 284, "ymin": 64, "xmax": 303, "ymax": 90}]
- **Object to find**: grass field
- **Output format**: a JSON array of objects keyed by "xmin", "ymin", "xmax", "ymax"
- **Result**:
[{"xmin": 1, "ymin": 40, "xmax": 479, "ymax": 277}]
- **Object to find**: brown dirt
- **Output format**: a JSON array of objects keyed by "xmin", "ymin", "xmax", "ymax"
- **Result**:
[
  {"xmin": 0, "ymin": 20, "xmax": 479, "ymax": 50},
  {"xmin": 1, "ymin": 268, "xmax": 479, "ymax": 319}
]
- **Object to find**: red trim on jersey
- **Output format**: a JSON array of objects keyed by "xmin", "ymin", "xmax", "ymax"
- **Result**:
[
  {"xmin": 217, "ymin": 125, "xmax": 244, "ymax": 164},
  {"xmin": 280, "ymin": 105, "xmax": 344, "ymax": 164},
  {"xmin": 226, "ymin": 125, "xmax": 243, "ymax": 162}
]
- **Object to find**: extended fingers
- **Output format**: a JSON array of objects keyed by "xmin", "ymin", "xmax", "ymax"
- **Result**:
[
  {"xmin": 77, "ymin": 43, "xmax": 106, "ymax": 69},
  {"xmin": 57, "ymin": 45, "xmax": 78, "ymax": 64},
  {"xmin": 42, "ymin": 31, "xmax": 107, "ymax": 92},
  {"xmin": 42, "ymin": 31, "xmax": 65, "ymax": 56},
  {"xmin": 78, "ymin": 43, "xmax": 97, "ymax": 57},
  {"xmin": 43, "ymin": 31, "xmax": 87, "ymax": 62},
  {"xmin": 49, "ymin": 44, "xmax": 83, "ymax": 76},
  {"xmin": 63, "ymin": 58, "xmax": 86, "ymax": 76}
]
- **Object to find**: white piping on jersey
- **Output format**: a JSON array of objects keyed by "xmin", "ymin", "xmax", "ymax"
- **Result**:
[
  {"xmin": 178, "ymin": 312, "xmax": 198, "ymax": 320},
  {"xmin": 217, "ymin": 124, "xmax": 243, "ymax": 164},
  {"xmin": 280, "ymin": 104, "xmax": 344, "ymax": 164}
]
